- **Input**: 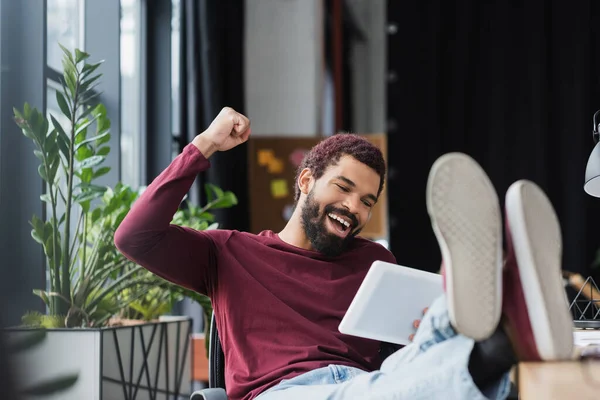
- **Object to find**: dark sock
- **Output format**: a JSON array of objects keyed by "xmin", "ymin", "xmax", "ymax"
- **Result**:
[{"xmin": 468, "ymin": 325, "xmax": 517, "ymax": 392}]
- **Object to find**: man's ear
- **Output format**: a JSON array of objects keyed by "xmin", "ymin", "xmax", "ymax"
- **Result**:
[{"xmin": 297, "ymin": 168, "xmax": 313, "ymax": 196}]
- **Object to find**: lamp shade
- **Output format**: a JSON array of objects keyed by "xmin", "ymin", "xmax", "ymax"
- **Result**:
[{"xmin": 584, "ymin": 141, "xmax": 600, "ymax": 197}]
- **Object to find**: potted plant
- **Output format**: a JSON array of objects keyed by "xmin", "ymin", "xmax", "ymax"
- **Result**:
[{"xmin": 7, "ymin": 45, "xmax": 235, "ymax": 399}]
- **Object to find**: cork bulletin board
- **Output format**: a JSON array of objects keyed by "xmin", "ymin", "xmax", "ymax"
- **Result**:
[{"xmin": 247, "ymin": 133, "xmax": 388, "ymax": 239}]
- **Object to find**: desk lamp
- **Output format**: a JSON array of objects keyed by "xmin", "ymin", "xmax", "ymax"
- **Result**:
[{"xmin": 584, "ymin": 109, "xmax": 600, "ymax": 196}]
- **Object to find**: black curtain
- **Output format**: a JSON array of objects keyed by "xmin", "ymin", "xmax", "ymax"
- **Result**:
[
  {"xmin": 179, "ymin": 0, "xmax": 248, "ymax": 231},
  {"xmin": 386, "ymin": 0, "xmax": 600, "ymax": 281}
]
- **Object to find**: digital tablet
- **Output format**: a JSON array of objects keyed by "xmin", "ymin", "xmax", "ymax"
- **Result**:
[{"xmin": 338, "ymin": 260, "xmax": 443, "ymax": 346}]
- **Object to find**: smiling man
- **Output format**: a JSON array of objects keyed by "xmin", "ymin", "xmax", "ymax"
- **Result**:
[{"xmin": 115, "ymin": 107, "xmax": 574, "ymax": 400}]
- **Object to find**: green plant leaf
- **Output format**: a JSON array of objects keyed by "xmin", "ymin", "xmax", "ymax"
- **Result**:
[
  {"xmin": 55, "ymin": 91, "xmax": 71, "ymax": 120},
  {"xmin": 30, "ymin": 110, "xmax": 44, "ymax": 141},
  {"xmin": 31, "ymin": 214, "xmax": 44, "ymax": 231},
  {"xmin": 40, "ymin": 194, "xmax": 52, "ymax": 203},
  {"xmin": 18, "ymin": 124, "xmax": 37, "ymax": 141},
  {"xmin": 32, "ymin": 290, "xmax": 51, "ymax": 309},
  {"xmin": 58, "ymin": 212, "xmax": 66, "ymax": 226},
  {"xmin": 37, "ymin": 164, "xmax": 47, "ymax": 181},
  {"xmin": 77, "ymin": 104, "xmax": 96, "ymax": 123},
  {"xmin": 44, "ymin": 235, "xmax": 54, "ymax": 259},
  {"xmin": 75, "ymin": 48, "xmax": 90, "ymax": 63},
  {"xmin": 205, "ymin": 222, "xmax": 219, "ymax": 230},
  {"xmin": 50, "ymin": 114, "xmax": 68, "ymax": 138},
  {"xmin": 13, "ymin": 108, "xmax": 29, "ymax": 129},
  {"xmin": 77, "ymin": 183, "xmax": 108, "ymax": 192},
  {"xmin": 90, "ymin": 208, "xmax": 102, "ymax": 224},
  {"xmin": 96, "ymin": 131, "xmax": 111, "ymax": 146},
  {"xmin": 21, "ymin": 374, "xmax": 79, "ymax": 396},
  {"xmin": 211, "ymin": 191, "xmax": 238, "ymax": 208},
  {"xmin": 75, "ymin": 155, "xmax": 105, "ymax": 171},
  {"xmin": 80, "ymin": 168, "xmax": 94, "ymax": 184},
  {"xmin": 30, "ymin": 230, "xmax": 43, "ymax": 245},
  {"xmin": 23, "ymin": 102, "xmax": 32, "ymax": 119},
  {"xmin": 29, "ymin": 215, "xmax": 45, "ymax": 245},
  {"xmin": 96, "ymin": 146, "xmax": 110, "ymax": 156},
  {"xmin": 43, "ymin": 221, "xmax": 55, "ymax": 243},
  {"xmin": 196, "ymin": 221, "xmax": 209, "ymax": 230},
  {"xmin": 75, "ymin": 130, "xmax": 110, "ymax": 150},
  {"xmin": 198, "ymin": 212, "xmax": 215, "ymax": 222},
  {"xmin": 91, "ymin": 103, "xmax": 107, "ymax": 119},
  {"xmin": 80, "ymin": 74, "xmax": 102, "ymax": 94},
  {"xmin": 59, "ymin": 43, "xmax": 75, "ymax": 64},
  {"xmin": 93, "ymin": 166, "xmax": 111, "ymax": 179},
  {"xmin": 79, "ymin": 90, "xmax": 103, "ymax": 107},
  {"xmin": 74, "ymin": 190, "xmax": 104, "ymax": 204},
  {"xmin": 75, "ymin": 143, "xmax": 93, "ymax": 162},
  {"xmin": 20, "ymin": 312, "xmax": 45, "ymax": 329},
  {"xmin": 14, "ymin": 107, "xmax": 27, "ymax": 122},
  {"xmin": 82, "ymin": 61, "xmax": 103, "ymax": 78},
  {"xmin": 56, "ymin": 134, "xmax": 70, "ymax": 161},
  {"xmin": 42, "ymin": 118, "xmax": 50, "ymax": 140},
  {"xmin": 75, "ymin": 116, "xmax": 99, "ymax": 141},
  {"xmin": 40, "ymin": 314, "xmax": 67, "ymax": 329},
  {"xmin": 48, "ymin": 157, "xmax": 60, "ymax": 184},
  {"xmin": 64, "ymin": 69, "xmax": 77, "ymax": 98},
  {"xmin": 205, "ymin": 183, "xmax": 223, "ymax": 202}
]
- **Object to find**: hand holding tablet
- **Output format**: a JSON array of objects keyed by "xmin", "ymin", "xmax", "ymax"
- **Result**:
[{"xmin": 339, "ymin": 261, "xmax": 443, "ymax": 346}]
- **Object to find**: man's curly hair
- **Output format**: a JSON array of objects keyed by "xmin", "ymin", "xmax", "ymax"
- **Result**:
[{"xmin": 294, "ymin": 133, "xmax": 386, "ymax": 202}]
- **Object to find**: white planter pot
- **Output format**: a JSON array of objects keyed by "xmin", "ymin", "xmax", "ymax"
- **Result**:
[{"xmin": 8, "ymin": 317, "xmax": 192, "ymax": 400}]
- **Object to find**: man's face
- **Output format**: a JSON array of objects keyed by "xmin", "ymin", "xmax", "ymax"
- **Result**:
[{"xmin": 300, "ymin": 155, "xmax": 380, "ymax": 257}]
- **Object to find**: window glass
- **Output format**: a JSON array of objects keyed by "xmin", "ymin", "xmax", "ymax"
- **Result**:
[
  {"xmin": 171, "ymin": 0, "xmax": 181, "ymax": 159},
  {"xmin": 120, "ymin": 0, "xmax": 142, "ymax": 187},
  {"xmin": 47, "ymin": 0, "xmax": 84, "ymax": 71}
]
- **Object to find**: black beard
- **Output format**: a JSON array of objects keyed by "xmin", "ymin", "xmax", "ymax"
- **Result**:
[{"xmin": 300, "ymin": 190, "xmax": 360, "ymax": 257}]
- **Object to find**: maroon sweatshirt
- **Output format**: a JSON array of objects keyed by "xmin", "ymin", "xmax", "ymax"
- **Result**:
[{"xmin": 114, "ymin": 143, "xmax": 398, "ymax": 400}]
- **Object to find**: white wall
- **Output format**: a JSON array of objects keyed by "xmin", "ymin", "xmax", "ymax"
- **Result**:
[
  {"xmin": 244, "ymin": 0, "xmax": 386, "ymax": 137},
  {"xmin": 244, "ymin": 0, "xmax": 324, "ymax": 137},
  {"xmin": 347, "ymin": 0, "xmax": 387, "ymax": 134}
]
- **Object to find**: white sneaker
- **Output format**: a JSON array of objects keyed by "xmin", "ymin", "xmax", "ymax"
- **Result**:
[{"xmin": 426, "ymin": 153, "xmax": 503, "ymax": 341}]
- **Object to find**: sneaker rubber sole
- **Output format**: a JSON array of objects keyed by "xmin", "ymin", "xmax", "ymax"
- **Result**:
[
  {"xmin": 504, "ymin": 180, "xmax": 574, "ymax": 361},
  {"xmin": 426, "ymin": 153, "xmax": 503, "ymax": 341}
]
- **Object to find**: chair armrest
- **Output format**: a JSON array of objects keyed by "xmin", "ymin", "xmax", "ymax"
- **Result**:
[{"xmin": 190, "ymin": 388, "xmax": 228, "ymax": 400}]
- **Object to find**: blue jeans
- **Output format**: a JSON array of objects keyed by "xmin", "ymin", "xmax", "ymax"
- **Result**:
[{"xmin": 256, "ymin": 296, "xmax": 511, "ymax": 400}]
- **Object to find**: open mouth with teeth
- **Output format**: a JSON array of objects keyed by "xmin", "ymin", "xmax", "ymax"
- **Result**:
[{"xmin": 326, "ymin": 212, "xmax": 353, "ymax": 238}]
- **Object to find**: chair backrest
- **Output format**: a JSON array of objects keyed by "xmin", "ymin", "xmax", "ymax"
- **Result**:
[
  {"xmin": 208, "ymin": 313, "xmax": 226, "ymax": 389},
  {"xmin": 207, "ymin": 312, "xmax": 402, "ymax": 390}
]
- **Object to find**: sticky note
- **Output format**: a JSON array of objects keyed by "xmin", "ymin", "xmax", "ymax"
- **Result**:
[
  {"xmin": 270, "ymin": 179, "xmax": 289, "ymax": 199},
  {"xmin": 289, "ymin": 149, "xmax": 308, "ymax": 167},
  {"xmin": 267, "ymin": 158, "xmax": 284, "ymax": 174},
  {"xmin": 258, "ymin": 149, "xmax": 274, "ymax": 166}
]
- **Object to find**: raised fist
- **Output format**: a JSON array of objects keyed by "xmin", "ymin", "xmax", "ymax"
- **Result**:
[{"xmin": 193, "ymin": 107, "xmax": 251, "ymax": 157}]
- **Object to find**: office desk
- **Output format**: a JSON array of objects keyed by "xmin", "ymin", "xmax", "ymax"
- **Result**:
[{"xmin": 518, "ymin": 360, "xmax": 600, "ymax": 399}]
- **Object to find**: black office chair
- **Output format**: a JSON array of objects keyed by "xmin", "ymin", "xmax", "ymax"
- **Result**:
[
  {"xmin": 190, "ymin": 314, "xmax": 401, "ymax": 400},
  {"xmin": 191, "ymin": 314, "xmax": 228, "ymax": 400}
]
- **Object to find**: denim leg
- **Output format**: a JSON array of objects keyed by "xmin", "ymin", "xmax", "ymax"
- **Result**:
[
  {"xmin": 383, "ymin": 295, "xmax": 511, "ymax": 399},
  {"xmin": 379, "ymin": 294, "xmax": 457, "ymax": 370},
  {"xmin": 256, "ymin": 295, "xmax": 512, "ymax": 400}
]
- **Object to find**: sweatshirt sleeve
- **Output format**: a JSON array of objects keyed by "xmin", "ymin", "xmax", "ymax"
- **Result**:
[{"xmin": 114, "ymin": 143, "xmax": 224, "ymax": 295}]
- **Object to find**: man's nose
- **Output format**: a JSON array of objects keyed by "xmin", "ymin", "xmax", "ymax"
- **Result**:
[{"xmin": 342, "ymin": 195, "xmax": 361, "ymax": 215}]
